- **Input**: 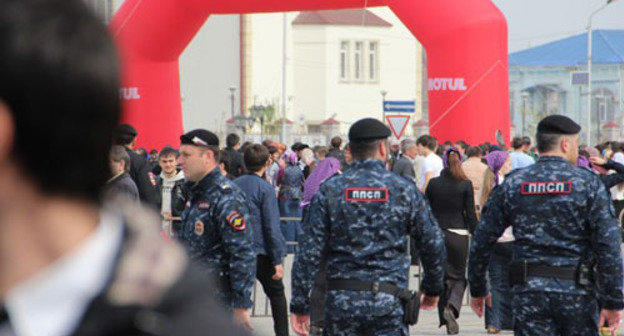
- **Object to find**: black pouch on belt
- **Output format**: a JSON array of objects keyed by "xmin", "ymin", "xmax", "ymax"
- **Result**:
[
  {"xmin": 508, "ymin": 260, "xmax": 527, "ymax": 285},
  {"xmin": 401, "ymin": 290, "xmax": 420, "ymax": 326}
]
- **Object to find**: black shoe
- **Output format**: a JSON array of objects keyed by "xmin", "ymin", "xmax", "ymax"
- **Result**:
[{"xmin": 443, "ymin": 308, "xmax": 459, "ymax": 335}]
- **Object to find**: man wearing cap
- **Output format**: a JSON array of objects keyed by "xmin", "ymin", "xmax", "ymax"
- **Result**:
[
  {"xmin": 468, "ymin": 114, "xmax": 624, "ymax": 335},
  {"xmin": 113, "ymin": 123, "xmax": 159, "ymax": 207},
  {"xmin": 290, "ymin": 118, "xmax": 446, "ymax": 336},
  {"xmin": 178, "ymin": 129, "xmax": 256, "ymax": 331}
]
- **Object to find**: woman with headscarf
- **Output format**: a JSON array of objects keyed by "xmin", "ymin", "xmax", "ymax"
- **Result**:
[
  {"xmin": 278, "ymin": 149, "xmax": 305, "ymax": 253},
  {"xmin": 425, "ymin": 147, "xmax": 477, "ymax": 335},
  {"xmin": 299, "ymin": 157, "xmax": 341, "ymax": 336},
  {"xmin": 481, "ymin": 150, "xmax": 513, "ymax": 334}
]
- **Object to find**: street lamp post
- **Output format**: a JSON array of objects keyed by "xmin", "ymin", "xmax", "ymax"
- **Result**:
[
  {"xmin": 521, "ymin": 91, "xmax": 529, "ymax": 136},
  {"xmin": 229, "ymin": 86, "xmax": 237, "ymax": 119},
  {"xmin": 587, "ymin": 0, "xmax": 619, "ymax": 145}
]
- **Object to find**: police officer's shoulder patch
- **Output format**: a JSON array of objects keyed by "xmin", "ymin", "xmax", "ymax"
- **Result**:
[
  {"xmin": 226, "ymin": 211, "xmax": 246, "ymax": 230},
  {"xmin": 520, "ymin": 181, "xmax": 573, "ymax": 195},
  {"xmin": 220, "ymin": 182, "xmax": 233, "ymax": 194},
  {"xmin": 198, "ymin": 201, "xmax": 210, "ymax": 210},
  {"xmin": 345, "ymin": 187, "xmax": 388, "ymax": 202},
  {"xmin": 194, "ymin": 220, "xmax": 204, "ymax": 236}
]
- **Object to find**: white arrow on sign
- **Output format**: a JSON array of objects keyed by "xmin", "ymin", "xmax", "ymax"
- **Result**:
[{"xmin": 385, "ymin": 115, "xmax": 411, "ymax": 140}]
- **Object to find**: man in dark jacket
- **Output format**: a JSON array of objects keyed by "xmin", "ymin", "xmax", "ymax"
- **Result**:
[
  {"xmin": 391, "ymin": 138, "xmax": 418, "ymax": 182},
  {"xmin": 105, "ymin": 145, "xmax": 140, "ymax": 202},
  {"xmin": 114, "ymin": 123, "xmax": 159, "ymax": 208},
  {"xmin": 327, "ymin": 136, "xmax": 347, "ymax": 168},
  {"xmin": 224, "ymin": 133, "xmax": 246, "ymax": 177},
  {"xmin": 0, "ymin": 1, "xmax": 248, "ymax": 334},
  {"xmin": 234, "ymin": 144, "xmax": 288, "ymax": 336}
]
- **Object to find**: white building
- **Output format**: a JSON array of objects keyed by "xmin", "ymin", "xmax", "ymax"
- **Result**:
[
  {"xmin": 249, "ymin": 8, "xmax": 424, "ymax": 139},
  {"xmin": 290, "ymin": 8, "xmax": 421, "ymax": 136}
]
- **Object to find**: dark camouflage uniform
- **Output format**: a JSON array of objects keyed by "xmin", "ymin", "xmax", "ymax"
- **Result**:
[
  {"xmin": 290, "ymin": 159, "xmax": 446, "ymax": 336},
  {"xmin": 179, "ymin": 167, "xmax": 256, "ymax": 309},
  {"xmin": 468, "ymin": 156, "xmax": 624, "ymax": 336}
]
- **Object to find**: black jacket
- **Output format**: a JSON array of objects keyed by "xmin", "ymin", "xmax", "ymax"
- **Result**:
[
  {"xmin": 126, "ymin": 148, "xmax": 159, "ymax": 207},
  {"xmin": 425, "ymin": 168, "xmax": 478, "ymax": 233},
  {"xmin": 600, "ymin": 159, "xmax": 624, "ymax": 190},
  {"xmin": 224, "ymin": 147, "xmax": 246, "ymax": 178},
  {"xmin": 155, "ymin": 171, "xmax": 190, "ymax": 218},
  {"xmin": 71, "ymin": 204, "xmax": 249, "ymax": 336}
]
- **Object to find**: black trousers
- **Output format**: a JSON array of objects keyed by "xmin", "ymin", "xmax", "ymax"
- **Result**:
[
  {"xmin": 438, "ymin": 230, "xmax": 469, "ymax": 325},
  {"xmin": 256, "ymin": 255, "xmax": 289, "ymax": 336}
]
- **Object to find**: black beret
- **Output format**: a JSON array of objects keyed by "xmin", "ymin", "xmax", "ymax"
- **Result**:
[
  {"xmin": 537, "ymin": 115, "xmax": 581, "ymax": 135},
  {"xmin": 348, "ymin": 118, "xmax": 391, "ymax": 141},
  {"xmin": 115, "ymin": 123, "xmax": 137, "ymax": 137},
  {"xmin": 180, "ymin": 129, "xmax": 219, "ymax": 147}
]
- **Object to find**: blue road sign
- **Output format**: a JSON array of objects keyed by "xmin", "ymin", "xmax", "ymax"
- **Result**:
[{"xmin": 383, "ymin": 100, "xmax": 415, "ymax": 113}]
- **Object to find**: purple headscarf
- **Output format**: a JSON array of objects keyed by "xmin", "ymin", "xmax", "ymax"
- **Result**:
[
  {"xmin": 301, "ymin": 158, "xmax": 341, "ymax": 208},
  {"xmin": 484, "ymin": 150, "xmax": 509, "ymax": 186},
  {"xmin": 443, "ymin": 147, "xmax": 461, "ymax": 168},
  {"xmin": 576, "ymin": 155, "xmax": 591, "ymax": 170},
  {"xmin": 283, "ymin": 149, "xmax": 298, "ymax": 165}
]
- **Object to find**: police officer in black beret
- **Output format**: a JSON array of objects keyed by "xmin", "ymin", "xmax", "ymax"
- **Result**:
[
  {"xmin": 290, "ymin": 118, "xmax": 446, "ymax": 336},
  {"xmin": 469, "ymin": 114, "xmax": 623, "ymax": 335},
  {"xmin": 177, "ymin": 129, "xmax": 256, "ymax": 331}
]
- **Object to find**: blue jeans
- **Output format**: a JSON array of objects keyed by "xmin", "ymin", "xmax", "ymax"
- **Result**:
[
  {"xmin": 278, "ymin": 199, "xmax": 302, "ymax": 253},
  {"xmin": 485, "ymin": 242, "xmax": 514, "ymax": 330}
]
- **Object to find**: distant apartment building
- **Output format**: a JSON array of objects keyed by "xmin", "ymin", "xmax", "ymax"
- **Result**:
[{"xmin": 509, "ymin": 30, "xmax": 624, "ymax": 143}]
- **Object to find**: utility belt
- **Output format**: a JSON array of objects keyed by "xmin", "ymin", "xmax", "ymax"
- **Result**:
[
  {"xmin": 508, "ymin": 260, "xmax": 594, "ymax": 286},
  {"xmin": 327, "ymin": 279, "xmax": 420, "ymax": 325}
]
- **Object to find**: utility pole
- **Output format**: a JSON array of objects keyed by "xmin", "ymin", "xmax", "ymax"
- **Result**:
[{"xmin": 280, "ymin": 13, "xmax": 287, "ymax": 144}]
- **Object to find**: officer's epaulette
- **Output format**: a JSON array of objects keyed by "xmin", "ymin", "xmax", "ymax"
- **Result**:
[{"xmin": 219, "ymin": 181, "xmax": 233, "ymax": 194}]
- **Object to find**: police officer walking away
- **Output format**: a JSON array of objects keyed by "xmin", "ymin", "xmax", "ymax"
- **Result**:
[
  {"xmin": 290, "ymin": 118, "xmax": 446, "ymax": 336},
  {"xmin": 177, "ymin": 129, "xmax": 256, "ymax": 331},
  {"xmin": 468, "ymin": 115, "xmax": 624, "ymax": 336}
]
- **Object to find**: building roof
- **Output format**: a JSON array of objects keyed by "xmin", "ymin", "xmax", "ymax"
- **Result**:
[
  {"xmin": 321, "ymin": 117, "xmax": 340, "ymax": 125},
  {"xmin": 292, "ymin": 9, "xmax": 392, "ymax": 27},
  {"xmin": 274, "ymin": 118, "xmax": 293, "ymax": 125},
  {"xmin": 603, "ymin": 121, "xmax": 620, "ymax": 128},
  {"xmin": 509, "ymin": 29, "xmax": 624, "ymax": 66}
]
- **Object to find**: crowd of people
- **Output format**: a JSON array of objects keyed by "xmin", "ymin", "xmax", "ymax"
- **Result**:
[
  {"xmin": 2, "ymin": 1, "xmax": 623, "ymax": 336},
  {"xmin": 104, "ymin": 118, "xmax": 624, "ymax": 336}
]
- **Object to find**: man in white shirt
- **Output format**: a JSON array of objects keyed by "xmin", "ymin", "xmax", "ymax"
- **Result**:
[
  {"xmin": 417, "ymin": 135, "xmax": 443, "ymax": 192},
  {"xmin": 0, "ymin": 1, "xmax": 248, "ymax": 335},
  {"xmin": 509, "ymin": 136, "xmax": 535, "ymax": 171}
]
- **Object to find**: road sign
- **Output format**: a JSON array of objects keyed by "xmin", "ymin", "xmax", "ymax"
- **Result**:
[
  {"xmin": 571, "ymin": 71, "xmax": 589, "ymax": 85},
  {"xmin": 383, "ymin": 100, "xmax": 415, "ymax": 113},
  {"xmin": 386, "ymin": 115, "xmax": 411, "ymax": 139}
]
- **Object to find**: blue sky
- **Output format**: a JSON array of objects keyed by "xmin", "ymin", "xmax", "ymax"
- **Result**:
[{"xmin": 492, "ymin": 0, "xmax": 624, "ymax": 52}]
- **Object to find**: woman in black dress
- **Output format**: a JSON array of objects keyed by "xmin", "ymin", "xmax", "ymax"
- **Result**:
[{"xmin": 425, "ymin": 147, "xmax": 478, "ymax": 335}]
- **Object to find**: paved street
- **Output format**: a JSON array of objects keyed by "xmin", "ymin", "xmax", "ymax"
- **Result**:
[{"xmin": 251, "ymin": 309, "xmax": 514, "ymax": 336}]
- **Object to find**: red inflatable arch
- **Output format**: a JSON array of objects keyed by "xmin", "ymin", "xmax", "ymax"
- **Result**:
[{"xmin": 110, "ymin": 0, "xmax": 508, "ymax": 150}]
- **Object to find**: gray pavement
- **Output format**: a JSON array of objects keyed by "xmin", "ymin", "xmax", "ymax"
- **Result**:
[{"xmin": 251, "ymin": 309, "xmax": 514, "ymax": 336}]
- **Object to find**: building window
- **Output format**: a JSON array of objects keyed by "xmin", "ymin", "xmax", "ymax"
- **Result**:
[
  {"xmin": 340, "ymin": 41, "xmax": 350, "ymax": 81},
  {"xmin": 354, "ymin": 42, "xmax": 363, "ymax": 81},
  {"xmin": 368, "ymin": 42, "xmax": 378, "ymax": 81}
]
